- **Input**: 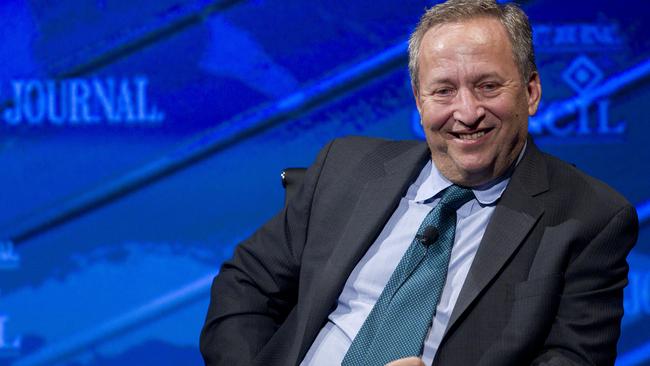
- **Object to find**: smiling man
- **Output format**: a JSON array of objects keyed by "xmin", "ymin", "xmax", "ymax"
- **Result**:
[
  {"xmin": 200, "ymin": 1, "xmax": 638, "ymax": 365},
  {"xmin": 413, "ymin": 16, "xmax": 539, "ymax": 188}
]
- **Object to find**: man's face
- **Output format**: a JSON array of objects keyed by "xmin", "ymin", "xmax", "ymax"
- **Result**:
[{"xmin": 413, "ymin": 17, "xmax": 541, "ymax": 187}]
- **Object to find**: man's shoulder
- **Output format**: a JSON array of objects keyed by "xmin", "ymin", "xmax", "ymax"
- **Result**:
[
  {"xmin": 308, "ymin": 136, "xmax": 428, "ymax": 189},
  {"xmin": 325, "ymin": 135, "xmax": 424, "ymax": 165},
  {"xmin": 536, "ymin": 148, "xmax": 633, "ymax": 214},
  {"xmin": 328, "ymin": 136, "xmax": 423, "ymax": 156}
]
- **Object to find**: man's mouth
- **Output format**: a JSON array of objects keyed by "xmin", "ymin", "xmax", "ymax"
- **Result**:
[{"xmin": 450, "ymin": 128, "xmax": 493, "ymax": 140}]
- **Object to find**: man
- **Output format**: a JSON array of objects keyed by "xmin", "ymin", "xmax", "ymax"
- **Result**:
[{"xmin": 200, "ymin": 1, "xmax": 638, "ymax": 365}]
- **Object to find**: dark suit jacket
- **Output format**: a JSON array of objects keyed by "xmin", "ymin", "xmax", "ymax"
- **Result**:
[{"xmin": 200, "ymin": 136, "xmax": 638, "ymax": 366}]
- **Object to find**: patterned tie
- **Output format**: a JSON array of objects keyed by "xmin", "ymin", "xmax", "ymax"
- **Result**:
[{"xmin": 342, "ymin": 185, "xmax": 475, "ymax": 366}]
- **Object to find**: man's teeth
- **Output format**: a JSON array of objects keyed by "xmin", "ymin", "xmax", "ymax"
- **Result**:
[{"xmin": 458, "ymin": 131, "xmax": 486, "ymax": 140}]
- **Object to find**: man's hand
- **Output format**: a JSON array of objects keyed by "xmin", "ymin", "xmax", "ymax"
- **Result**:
[{"xmin": 385, "ymin": 357, "xmax": 425, "ymax": 366}]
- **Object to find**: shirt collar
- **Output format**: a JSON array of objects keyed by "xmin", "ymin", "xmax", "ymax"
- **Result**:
[{"xmin": 408, "ymin": 141, "xmax": 527, "ymax": 206}]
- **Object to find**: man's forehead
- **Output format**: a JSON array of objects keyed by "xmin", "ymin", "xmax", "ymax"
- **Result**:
[
  {"xmin": 422, "ymin": 17, "xmax": 510, "ymax": 48},
  {"xmin": 418, "ymin": 17, "xmax": 517, "ymax": 72}
]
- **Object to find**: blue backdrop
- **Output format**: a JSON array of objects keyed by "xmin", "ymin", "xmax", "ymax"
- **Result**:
[{"xmin": 1, "ymin": 0, "xmax": 649, "ymax": 365}]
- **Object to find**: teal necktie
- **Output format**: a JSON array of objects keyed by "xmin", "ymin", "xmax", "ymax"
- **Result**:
[{"xmin": 342, "ymin": 185, "xmax": 475, "ymax": 366}]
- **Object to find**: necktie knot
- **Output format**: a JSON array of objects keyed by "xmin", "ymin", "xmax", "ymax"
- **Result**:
[{"xmin": 438, "ymin": 185, "xmax": 475, "ymax": 213}]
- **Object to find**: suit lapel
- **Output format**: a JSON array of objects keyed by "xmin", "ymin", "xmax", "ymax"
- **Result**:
[
  {"xmin": 443, "ymin": 140, "xmax": 549, "ymax": 339},
  {"xmin": 295, "ymin": 142, "xmax": 430, "ymax": 363}
]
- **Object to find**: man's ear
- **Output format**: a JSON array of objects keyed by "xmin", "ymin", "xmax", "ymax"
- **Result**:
[{"xmin": 527, "ymin": 72, "xmax": 542, "ymax": 116}]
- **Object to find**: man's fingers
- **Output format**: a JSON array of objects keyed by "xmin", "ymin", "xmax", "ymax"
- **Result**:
[{"xmin": 384, "ymin": 356, "xmax": 426, "ymax": 366}]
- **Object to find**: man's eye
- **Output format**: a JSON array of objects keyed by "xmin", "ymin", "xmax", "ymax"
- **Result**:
[
  {"xmin": 480, "ymin": 83, "xmax": 499, "ymax": 92},
  {"xmin": 435, "ymin": 88, "xmax": 454, "ymax": 96}
]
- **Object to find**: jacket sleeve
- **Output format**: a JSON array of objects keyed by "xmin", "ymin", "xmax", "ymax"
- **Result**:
[
  {"xmin": 531, "ymin": 204, "xmax": 639, "ymax": 366},
  {"xmin": 199, "ymin": 140, "xmax": 335, "ymax": 366}
]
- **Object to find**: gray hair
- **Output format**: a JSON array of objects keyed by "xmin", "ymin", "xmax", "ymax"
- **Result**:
[{"xmin": 408, "ymin": 0, "xmax": 536, "ymax": 93}]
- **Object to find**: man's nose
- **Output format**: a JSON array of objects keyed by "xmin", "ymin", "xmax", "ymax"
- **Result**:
[{"xmin": 452, "ymin": 89, "xmax": 485, "ymax": 126}]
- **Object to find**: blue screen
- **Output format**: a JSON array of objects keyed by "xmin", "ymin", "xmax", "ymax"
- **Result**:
[{"xmin": 1, "ymin": 0, "xmax": 649, "ymax": 365}]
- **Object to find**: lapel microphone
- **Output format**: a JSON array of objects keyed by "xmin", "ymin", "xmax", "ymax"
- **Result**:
[{"xmin": 416, "ymin": 226, "xmax": 439, "ymax": 246}]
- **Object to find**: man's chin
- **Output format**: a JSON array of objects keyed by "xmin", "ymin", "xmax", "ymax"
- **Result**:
[{"xmin": 449, "ymin": 163, "xmax": 495, "ymax": 187}]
